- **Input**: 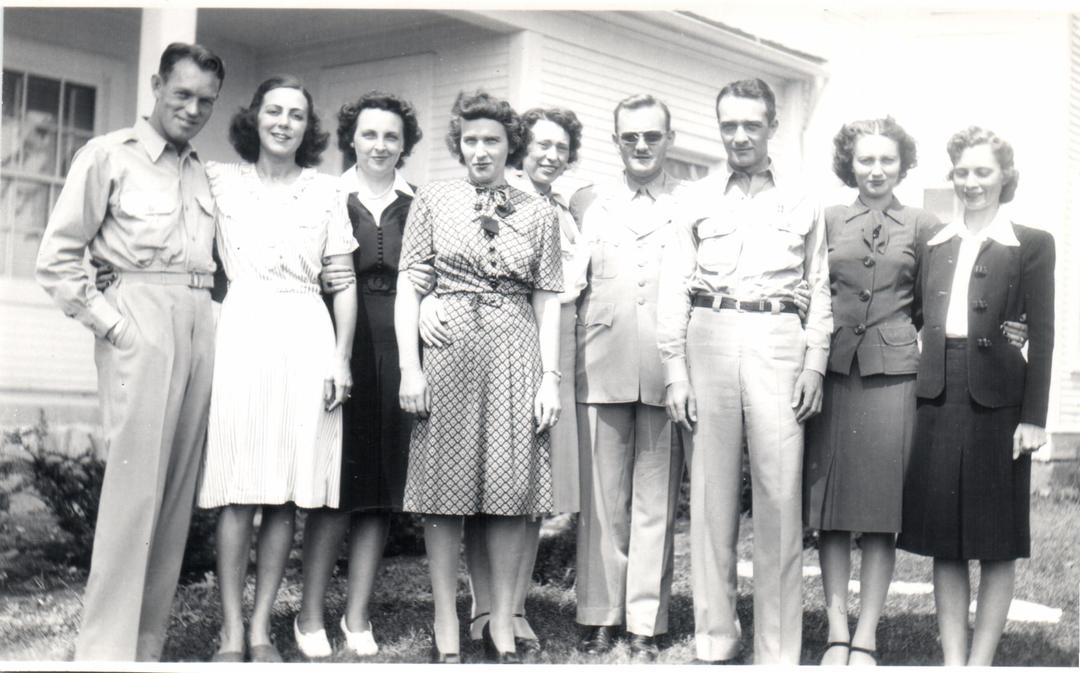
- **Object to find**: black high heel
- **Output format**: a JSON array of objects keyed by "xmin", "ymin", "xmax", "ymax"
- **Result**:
[
  {"xmin": 468, "ymin": 611, "xmax": 490, "ymax": 642},
  {"xmin": 429, "ymin": 626, "xmax": 461, "ymax": 664},
  {"xmin": 482, "ymin": 622, "xmax": 521, "ymax": 664}
]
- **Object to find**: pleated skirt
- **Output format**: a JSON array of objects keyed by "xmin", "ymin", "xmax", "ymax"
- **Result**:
[
  {"xmin": 803, "ymin": 359, "xmax": 916, "ymax": 533},
  {"xmin": 199, "ymin": 283, "xmax": 342, "ymax": 509},
  {"xmin": 898, "ymin": 340, "xmax": 1030, "ymax": 560}
]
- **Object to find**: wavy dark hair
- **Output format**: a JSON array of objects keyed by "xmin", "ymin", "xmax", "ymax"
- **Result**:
[
  {"xmin": 716, "ymin": 78, "xmax": 776, "ymax": 124},
  {"xmin": 832, "ymin": 116, "xmax": 918, "ymax": 188},
  {"xmin": 946, "ymin": 126, "xmax": 1019, "ymax": 204},
  {"xmin": 613, "ymin": 93, "xmax": 671, "ymax": 132},
  {"xmin": 337, "ymin": 91, "xmax": 423, "ymax": 168},
  {"xmin": 511, "ymin": 106, "xmax": 584, "ymax": 169},
  {"xmin": 158, "ymin": 42, "xmax": 225, "ymax": 85},
  {"xmin": 445, "ymin": 90, "xmax": 526, "ymax": 169},
  {"xmin": 228, "ymin": 75, "xmax": 329, "ymax": 167}
]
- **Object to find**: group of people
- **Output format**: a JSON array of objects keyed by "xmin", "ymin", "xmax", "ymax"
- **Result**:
[{"xmin": 34, "ymin": 40, "xmax": 1054, "ymax": 666}]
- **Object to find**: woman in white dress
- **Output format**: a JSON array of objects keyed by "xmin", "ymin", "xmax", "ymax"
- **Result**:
[{"xmin": 197, "ymin": 75, "xmax": 358, "ymax": 663}]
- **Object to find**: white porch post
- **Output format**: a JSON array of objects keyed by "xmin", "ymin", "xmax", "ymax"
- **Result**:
[
  {"xmin": 136, "ymin": 8, "xmax": 198, "ymax": 117},
  {"xmin": 507, "ymin": 30, "xmax": 543, "ymax": 110}
]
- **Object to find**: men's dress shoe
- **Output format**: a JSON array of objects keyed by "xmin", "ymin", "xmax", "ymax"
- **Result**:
[
  {"xmin": 628, "ymin": 633, "xmax": 659, "ymax": 661},
  {"xmin": 249, "ymin": 643, "xmax": 283, "ymax": 663},
  {"xmin": 340, "ymin": 615, "xmax": 379, "ymax": 656},
  {"xmin": 579, "ymin": 625, "xmax": 617, "ymax": 655},
  {"xmin": 294, "ymin": 616, "xmax": 332, "ymax": 658},
  {"xmin": 210, "ymin": 650, "xmax": 244, "ymax": 663}
]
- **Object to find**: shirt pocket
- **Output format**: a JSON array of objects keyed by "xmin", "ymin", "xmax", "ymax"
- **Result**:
[
  {"xmin": 879, "ymin": 323, "xmax": 920, "ymax": 374},
  {"xmin": 115, "ymin": 189, "xmax": 180, "ymax": 266},
  {"xmin": 695, "ymin": 217, "xmax": 740, "ymax": 276},
  {"xmin": 590, "ymin": 240, "xmax": 620, "ymax": 280},
  {"xmin": 578, "ymin": 301, "xmax": 614, "ymax": 328}
]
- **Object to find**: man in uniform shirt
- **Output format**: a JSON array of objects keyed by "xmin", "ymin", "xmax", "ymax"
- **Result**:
[
  {"xmin": 35, "ymin": 43, "xmax": 224, "ymax": 661},
  {"xmin": 571, "ymin": 94, "xmax": 684, "ymax": 661},
  {"xmin": 657, "ymin": 78, "xmax": 832, "ymax": 664}
]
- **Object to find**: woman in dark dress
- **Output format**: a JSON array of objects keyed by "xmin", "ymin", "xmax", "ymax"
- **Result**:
[
  {"xmin": 396, "ymin": 90, "xmax": 563, "ymax": 663},
  {"xmin": 296, "ymin": 91, "xmax": 425, "ymax": 658},
  {"xmin": 898, "ymin": 127, "xmax": 1055, "ymax": 666},
  {"xmin": 803, "ymin": 117, "xmax": 936, "ymax": 666}
]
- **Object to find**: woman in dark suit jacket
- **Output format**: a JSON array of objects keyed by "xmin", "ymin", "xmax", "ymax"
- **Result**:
[{"xmin": 898, "ymin": 127, "xmax": 1054, "ymax": 666}]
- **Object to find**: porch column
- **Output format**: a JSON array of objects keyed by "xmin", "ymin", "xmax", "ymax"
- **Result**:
[
  {"xmin": 508, "ymin": 30, "xmax": 543, "ymax": 110},
  {"xmin": 136, "ymin": 8, "xmax": 198, "ymax": 116}
]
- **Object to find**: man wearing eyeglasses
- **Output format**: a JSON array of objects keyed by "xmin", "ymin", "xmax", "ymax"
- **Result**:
[
  {"xmin": 570, "ymin": 93, "xmax": 685, "ymax": 661},
  {"xmin": 657, "ymin": 78, "xmax": 832, "ymax": 664}
]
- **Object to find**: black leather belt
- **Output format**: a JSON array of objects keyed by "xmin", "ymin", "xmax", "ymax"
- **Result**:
[{"xmin": 691, "ymin": 294, "xmax": 798, "ymax": 315}]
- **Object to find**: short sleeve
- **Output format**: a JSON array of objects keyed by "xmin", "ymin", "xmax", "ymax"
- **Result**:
[
  {"xmin": 399, "ymin": 185, "xmax": 435, "ymax": 270},
  {"xmin": 532, "ymin": 201, "xmax": 564, "ymax": 293},
  {"xmin": 323, "ymin": 186, "xmax": 359, "ymax": 257}
]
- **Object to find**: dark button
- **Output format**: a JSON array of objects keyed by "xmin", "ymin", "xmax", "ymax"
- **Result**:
[
  {"xmin": 489, "ymin": 246, "xmax": 496, "ymax": 253},
  {"xmin": 973, "ymin": 264, "xmax": 989, "ymax": 278},
  {"xmin": 872, "ymin": 229, "xmax": 880, "ymax": 239},
  {"xmin": 490, "ymin": 260, "xmax": 498, "ymax": 267},
  {"xmin": 489, "ymin": 278, "xmax": 498, "ymax": 288},
  {"xmin": 863, "ymin": 255, "xmax": 875, "ymax": 268},
  {"xmin": 972, "ymin": 299, "xmax": 989, "ymax": 312},
  {"xmin": 977, "ymin": 337, "xmax": 992, "ymax": 348},
  {"xmin": 854, "ymin": 323, "xmax": 867, "ymax": 336},
  {"xmin": 858, "ymin": 289, "xmax": 871, "ymax": 302},
  {"xmin": 474, "ymin": 202, "xmax": 483, "ymax": 211}
]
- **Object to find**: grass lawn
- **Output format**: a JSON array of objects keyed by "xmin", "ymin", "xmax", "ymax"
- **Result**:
[{"xmin": 1, "ymin": 495, "xmax": 1077, "ymax": 665}]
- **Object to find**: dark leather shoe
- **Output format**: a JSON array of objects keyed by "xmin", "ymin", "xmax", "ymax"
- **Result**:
[
  {"xmin": 579, "ymin": 625, "xmax": 617, "ymax": 655},
  {"xmin": 628, "ymin": 633, "xmax": 659, "ymax": 661}
]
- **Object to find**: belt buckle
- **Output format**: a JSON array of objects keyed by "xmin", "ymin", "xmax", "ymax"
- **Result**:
[{"xmin": 189, "ymin": 271, "xmax": 201, "ymax": 289}]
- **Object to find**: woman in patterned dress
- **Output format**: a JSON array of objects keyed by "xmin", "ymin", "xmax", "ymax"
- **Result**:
[
  {"xmin": 395, "ymin": 90, "xmax": 563, "ymax": 663},
  {"xmin": 196, "ymin": 75, "xmax": 358, "ymax": 663},
  {"xmin": 295, "ymin": 91, "xmax": 426, "ymax": 659}
]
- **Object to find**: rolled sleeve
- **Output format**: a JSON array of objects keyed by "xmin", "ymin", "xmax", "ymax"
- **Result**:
[
  {"xmin": 35, "ymin": 142, "xmax": 122, "ymax": 339},
  {"xmin": 801, "ymin": 201, "xmax": 832, "ymax": 375},
  {"xmin": 656, "ymin": 211, "xmax": 698, "ymax": 386}
]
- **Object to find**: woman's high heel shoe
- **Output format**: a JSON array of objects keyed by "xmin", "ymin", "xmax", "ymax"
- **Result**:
[
  {"xmin": 429, "ymin": 626, "xmax": 461, "ymax": 664},
  {"xmin": 482, "ymin": 622, "xmax": 521, "ymax": 664}
]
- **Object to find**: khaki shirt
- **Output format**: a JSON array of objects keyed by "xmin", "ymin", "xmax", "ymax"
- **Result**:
[
  {"xmin": 35, "ymin": 118, "xmax": 216, "ymax": 339},
  {"xmin": 573, "ymin": 171, "xmax": 683, "ymax": 406},
  {"xmin": 657, "ymin": 163, "xmax": 832, "ymax": 385}
]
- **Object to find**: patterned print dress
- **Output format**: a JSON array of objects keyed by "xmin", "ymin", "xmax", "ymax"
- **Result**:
[
  {"xmin": 399, "ymin": 179, "xmax": 563, "ymax": 516},
  {"xmin": 198, "ymin": 162, "xmax": 358, "ymax": 509}
]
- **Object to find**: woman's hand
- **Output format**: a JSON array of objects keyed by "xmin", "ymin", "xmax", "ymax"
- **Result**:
[
  {"xmin": 533, "ymin": 373, "xmax": 561, "ymax": 434},
  {"xmin": 418, "ymin": 295, "xmax": 451, "ymax": 348},
  {"xmin": 399, "ymin": 365, "xmax": 430, "ymax": 418},
  {"xmin": 408, "ymin": 262, "xmax": 437, "ymax": 296},
  {"xmin": 1013, "ymin": 422, "xmax": 1046, "ymax": 460},
  {"xmin": 320, "ymin": 257, "xmax": 355, "ymax": 294},
  {"xmin": 91, "ymin": 258, "xmax": 117, "ymax": 292},
  {"xmin": 324, "ymin": 355, "xmax": 352, "ymax": 412},
  {"xmin": 1002, "ymin": 314, "xmax": 1028, "ymax": 349}
]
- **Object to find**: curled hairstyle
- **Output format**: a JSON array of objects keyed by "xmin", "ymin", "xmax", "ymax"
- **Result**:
[
  {"xmin": 337, "ymin": 91, "xmax": 423, "ymax": 168},
  {"xmin": 946, "ymin": 126, "xmax": 1019, "ymax": 204},
  {"xmin": 613, "ymin": 94, "xmax": 671, "ymax": 132},
  {"xmin": 158, "ymin": 42, "xmax": 225, "ymax": 85},
  {"xmin": 228, "ymin": 75, "xmax": 329, "ymax": 168},
  {"xmin": 716, "ymin": 78, "xmax": 776, "ymax": 124},
  {"xmin": 445, "ymin": 90, "xmax": 526, "ymax": 168},
  {"xmin": 515, "ymin": 106, "xmax": 585, "ymax": 168},
  {"xmin": 832, "ymin": 116, "xmax": 918, "ymax": 188}
]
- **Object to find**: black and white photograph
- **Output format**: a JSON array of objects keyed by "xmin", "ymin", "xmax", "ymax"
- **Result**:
[{"xmin": 0, "ymin": 1, "xmax": 1078, "ymax": 668}]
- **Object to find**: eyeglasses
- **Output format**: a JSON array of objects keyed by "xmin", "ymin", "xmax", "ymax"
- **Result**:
[{"xmin": 618, "ymin": 131, "xmax": 666, "ymax": 146}]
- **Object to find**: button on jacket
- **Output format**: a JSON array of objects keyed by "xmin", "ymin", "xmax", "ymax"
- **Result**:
[
  {"xmin": 656, "ymin": 163, "xmax": 832, "ymax": 385},
  {"xmin": 573, "ymin": 171, "xmax": 682, "ymax": 406},
  {"xmin": 825, "ymin": 198, "xmax": 940, "ymax": 376},
  {"xmin": 36, "ymin": 118, "xmax": 216, "ymax": 339},
  {"xmin": 917, "ymin": 212, "xmax": 1055, "ymax": 426}
]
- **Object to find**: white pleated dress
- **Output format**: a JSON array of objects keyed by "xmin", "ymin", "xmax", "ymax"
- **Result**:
[{"xmin": 197, "ymin": 162, "xmax": 358, "ymax": 509}]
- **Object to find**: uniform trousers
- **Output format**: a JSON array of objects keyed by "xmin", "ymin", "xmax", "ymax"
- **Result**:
[
  {"xmin": 575, "ymin": 401, "xmax": 682, "ymax": 636},
  {"xmin": 683, "ymin": 307, "xmax": 805, "ymax": 664},
  {"xmin": 76, "ymin": 280, "xmax": 214, "ymax": 661}
]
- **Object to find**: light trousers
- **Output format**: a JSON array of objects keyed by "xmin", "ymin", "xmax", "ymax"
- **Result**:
[
  {"xmin": 575, "ymin": 401, "xmax": 682, "ymax": 636},
  {"xmin": 684, "ymin": 308, "xmax": 805, "ymax": 664},
  {"xmin": 76, "ymin": 281, "xmax": 214, "ymax": 661}
]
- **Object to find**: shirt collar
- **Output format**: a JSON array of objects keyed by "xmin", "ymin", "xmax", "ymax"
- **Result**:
[
  {"xmin": 339, "ymin": 165, "xmax": 414, "ymax": 199},
  {"xmin": 506, "ymin": 168, "xmax": 573, "ymax": 210},
  {"xmin": 623, "ymin": 170, "xmax": 674, "ymax": 201},
  {"xmin": 134, "ymin": 117, "xmax": 196, "ymax": 163},
  {"xmin": 845, "ymin": 195, "xmax": 905, "ymax": 223},
  {"xmin": 927, "ymin": 204, "xmax": 1020, "ymax": 247},
  {"xmin": 720, "ymin": 158, "xmax": 777, "ymax": 185}
]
